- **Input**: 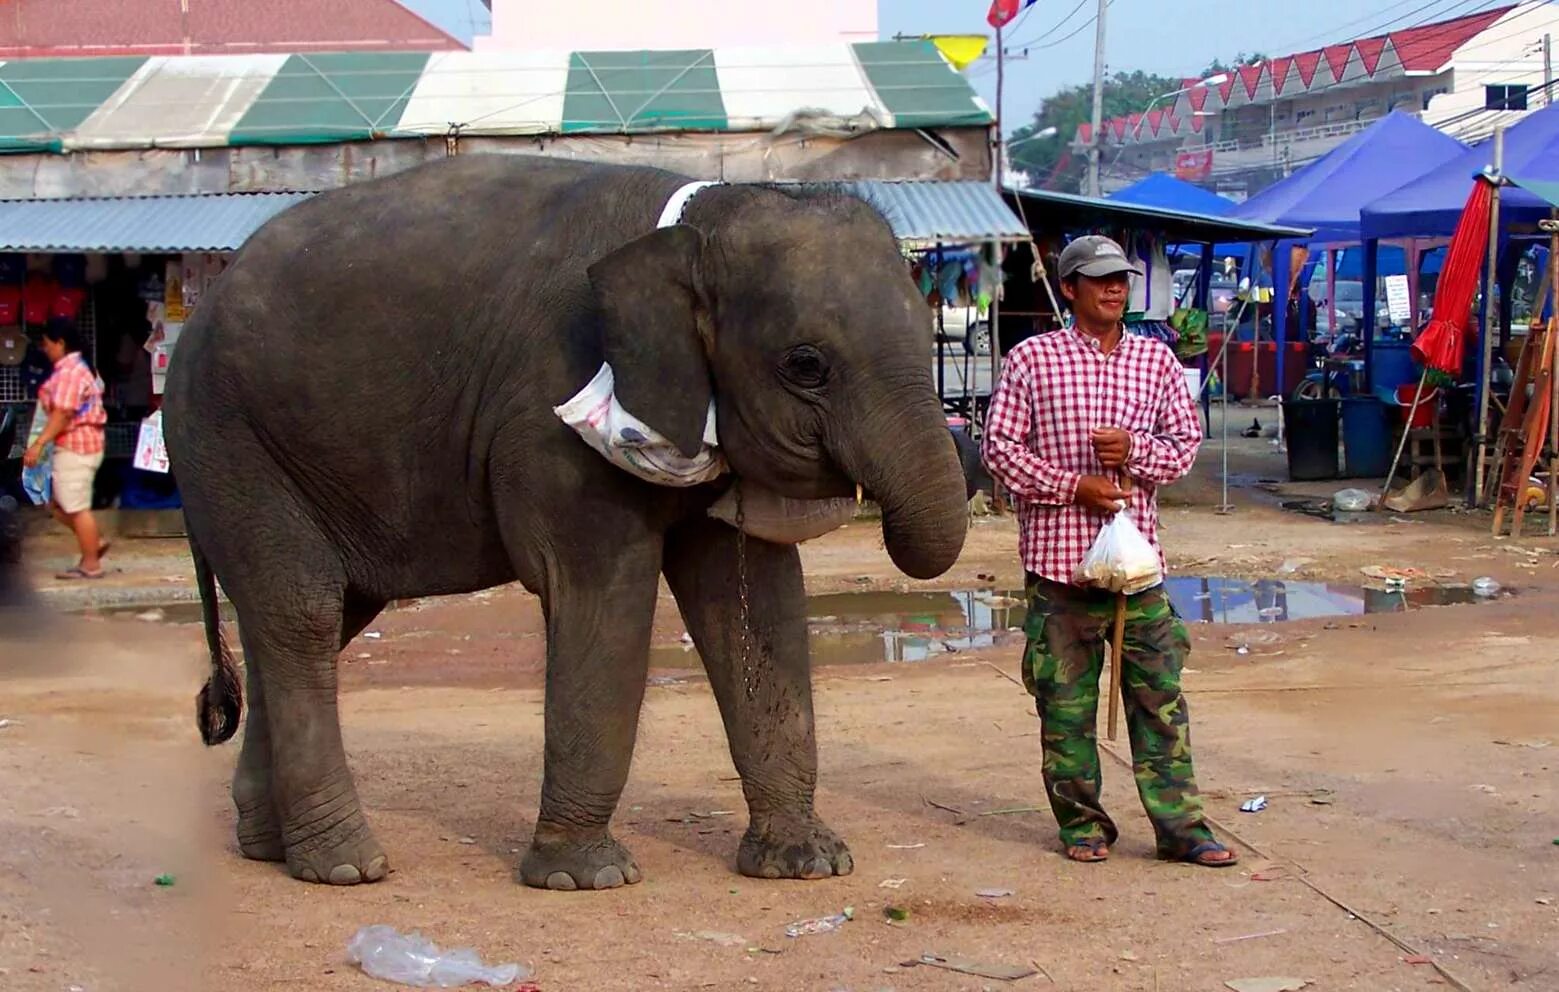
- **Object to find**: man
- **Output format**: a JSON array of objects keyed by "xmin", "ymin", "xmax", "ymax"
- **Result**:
[{"xmin": 981, "ymin": 235, "xmax": 1235, "ymax": 867}]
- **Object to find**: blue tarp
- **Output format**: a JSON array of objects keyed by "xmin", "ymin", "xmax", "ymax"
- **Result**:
[
  {"xmin": 1229, "ymin": 111, "xmax": 1467, "ymax": 245},
  {"xmin": 1109, "ymin": 174, "xmax": 1246, "ymax": 266},
  {"xmin": 1361, "ymin": 103, "xmax": 1559, "ymax": 240},
  {"xmin": 1109, "ymin": 174, "xmax": 1236, "ymax": 215}
]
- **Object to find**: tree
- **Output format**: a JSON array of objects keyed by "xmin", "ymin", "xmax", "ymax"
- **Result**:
[
  {"xmin": 1005, "ymin": 54, "xmax": 1270, "ymax": 192},
  {"xmin": 1006, "ymin": 69, "xmax": 1177, "ymax": 191}
]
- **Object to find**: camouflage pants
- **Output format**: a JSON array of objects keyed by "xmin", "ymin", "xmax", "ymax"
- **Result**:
[{"xmin": 1021, "ymin": 576, "xmax": 1213, "ymax": 854}]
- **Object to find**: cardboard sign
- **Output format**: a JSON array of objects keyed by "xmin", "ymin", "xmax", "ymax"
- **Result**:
[
  {"xmin": 1385, "ymin": 274, "xmax": 1412, "ymax": 325},
  {"xmin": 133, "ymin": 411, "xmax": 170, "ymax": 474}
]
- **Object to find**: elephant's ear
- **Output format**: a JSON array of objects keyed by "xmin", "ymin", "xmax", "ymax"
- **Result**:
[{"xmin": 587, "ymin": 224, "xmax": 714, "ymax": 460}]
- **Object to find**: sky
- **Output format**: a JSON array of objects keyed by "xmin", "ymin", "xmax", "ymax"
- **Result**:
[
  {"xmin": 876, "ymin": 0, "xmax": 1521, "ymax": 133},
  {"xmin": 397, "ymin": 0, "xmax": 492, "ymax": 44}
]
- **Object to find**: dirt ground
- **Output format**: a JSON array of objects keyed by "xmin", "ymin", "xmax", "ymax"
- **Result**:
[{"xmin": 3, "ymin": 421, "xmax": 1557, "ymax": 992}]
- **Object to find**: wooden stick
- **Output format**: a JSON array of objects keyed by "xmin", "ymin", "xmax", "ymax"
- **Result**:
[{"xmin": 1107, "ymin": 476, "xmax": 1133, "ymax": 742}]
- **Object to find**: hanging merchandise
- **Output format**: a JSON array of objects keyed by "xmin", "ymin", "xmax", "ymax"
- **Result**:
[
  {"xmin": 133, "ymin": 410, "xmax": 170, "ymax": 474},
  {"xmin": 1125, "ymin": 320, "xmax": 1179, "ymax": 349},
  {"xmin": 1126, "ymin": 232, "xmax": 1173, "ymax": 322}
]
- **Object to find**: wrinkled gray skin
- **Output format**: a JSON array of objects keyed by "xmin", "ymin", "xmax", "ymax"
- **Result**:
[{"xmin": 163, "ymin": 155, "xmax": 968, "ymax": 891}]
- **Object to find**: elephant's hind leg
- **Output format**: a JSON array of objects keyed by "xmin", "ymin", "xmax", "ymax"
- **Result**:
[
  {"xmin": 224, "ymin": 544, "xmax": 388, "ymax": 886},
  {"xmin": 663, "ymin": 517, "xmax": 853, "ymax": 881},
  {"xmin": 517, "ymin": 526, "xmax": 662, "ymax": 891},
  {"xmin": 230, "ymin": 593, "xmax": 384, "ymax": 865}
]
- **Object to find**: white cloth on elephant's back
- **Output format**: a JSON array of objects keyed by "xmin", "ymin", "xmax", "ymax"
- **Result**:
[{"xmin": 554, "ymin": 362, "xmax": 726, "ymax": 487}]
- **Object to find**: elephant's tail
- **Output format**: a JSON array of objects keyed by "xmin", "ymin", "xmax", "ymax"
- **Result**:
[{"xmin": 191, "ymin": 535, "xmax": 242, "ymax": 745}]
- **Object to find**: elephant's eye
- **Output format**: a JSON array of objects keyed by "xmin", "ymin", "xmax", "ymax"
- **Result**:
[{"xmin": 780, "ymin": 344, "xmax": 829, "ymax": 389}]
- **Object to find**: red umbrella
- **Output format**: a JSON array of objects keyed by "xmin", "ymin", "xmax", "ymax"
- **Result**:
[{"xmin": 1411, "ymin": 177, "xmax": 1496, "ymax": 375}]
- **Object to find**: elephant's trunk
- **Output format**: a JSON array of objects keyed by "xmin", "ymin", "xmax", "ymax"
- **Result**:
[{"xmin": 837, "ymin": 390, "xmax": 969, "ymax": 580}]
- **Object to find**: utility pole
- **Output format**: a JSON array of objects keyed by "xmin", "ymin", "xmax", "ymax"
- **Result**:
[
  {"xmin": 1544, "ymin": 33, "xmax": 1552, "ymax": 107},
  {"xmin": 995, "ymin": 27, "xmax": 1005, "ymax": 190},
  {"xmin": 1085, "ymin": 0, "xmax": 1108, "ymax": 197}
]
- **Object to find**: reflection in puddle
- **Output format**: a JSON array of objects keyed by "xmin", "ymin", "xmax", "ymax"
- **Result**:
[{"xmin": 655, "ymin": 577, "xmax": 1493, "ymax": 669}]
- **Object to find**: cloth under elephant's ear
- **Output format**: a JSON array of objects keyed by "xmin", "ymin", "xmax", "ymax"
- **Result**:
[
  {"xmin": 554, "ymin": 362, "xmax": 726, "ymax": 487},
  {"xmin": 554, "ymin": 364, "xmax": 857, "ymax": 544}
]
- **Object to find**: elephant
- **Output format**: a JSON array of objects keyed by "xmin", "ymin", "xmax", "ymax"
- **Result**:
[{"xmin": 163, "ymin": 154, "xmax": 969, "ymax": 891}]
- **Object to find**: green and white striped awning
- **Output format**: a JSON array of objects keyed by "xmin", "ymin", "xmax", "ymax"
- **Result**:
[{"xmin": 0, "ymin": 43, "xmax": 991, "ymax": 153}]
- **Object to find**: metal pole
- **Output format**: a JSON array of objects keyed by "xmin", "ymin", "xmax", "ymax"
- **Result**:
[
  {"xmin": 1548, "ymin": 216, "xmax": 1558, "ymax": 535},
  {"xmin": 1474, "ymin": 130, "xmax": 1505, "ymax": 506},
  {"xmin": 994, "ymin": 26, "xmax": 1005, "ymax": 190},
  {"xmin": 1085, "ymin": 0, "xmax": 1108, "ymax": 197},
  {"xmin": 1218, "ymin": 321, "xmax": 1233, "ymax": 513}
]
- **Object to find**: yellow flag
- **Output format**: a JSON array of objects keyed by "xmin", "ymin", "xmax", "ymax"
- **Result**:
[{"xmin": 930, "ymin": 35, "xmax": 989, "ymax": 72}]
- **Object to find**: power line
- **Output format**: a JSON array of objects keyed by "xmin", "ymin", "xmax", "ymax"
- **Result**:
[{"xmin": 1005, "ymin": 0, "xmax": 1089, "ymax": 50}]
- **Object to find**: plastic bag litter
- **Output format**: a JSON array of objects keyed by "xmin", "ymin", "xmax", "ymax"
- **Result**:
[
  {"xmin": 554, "ymin": 363, "xmax": 725, "ymax": 487},
  {"xmin": 1072, "ymin": 510, "xmax": 1162, "ymax": 595},
  {"xmin": 706, "ymin": 484, "xmax": 856, "ymax": 544},
  {"xmin": 346, "ymin": 925, "xmax": 529, "ymax": 988},
  {"xmin": 1332, "ymin": 488, "xmax": 1372, "ymax": 513}
]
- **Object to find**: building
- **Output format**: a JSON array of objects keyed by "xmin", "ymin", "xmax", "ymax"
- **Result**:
[
  {"xmin": 0, "ymin": 0, "xmax": 466, "ymax": 58},
  {"xmin": 476, "ymin": 0, "xmax": 875, "ymax": 51},
  {"xmin": 1075, "ymin": 1, "xmax": 1559, "ymax": 199}
]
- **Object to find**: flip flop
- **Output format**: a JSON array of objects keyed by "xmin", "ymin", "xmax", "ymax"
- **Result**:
[
  {"xmin": 55, "ymin": 566, "xmax": 104, "ymax": 581},
  {"xmin": 1163, "ymin": 840, "xmax": 1239, "ymax": 868},
  {"xmin": 1065, "ymin": 837, "xmax": 1110, "ymax": 863}
]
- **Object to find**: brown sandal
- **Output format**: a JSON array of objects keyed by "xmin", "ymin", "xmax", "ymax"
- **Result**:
[{"xmin": 1065, "ymin": 837, "xmax": 1110, "ymax": 862}]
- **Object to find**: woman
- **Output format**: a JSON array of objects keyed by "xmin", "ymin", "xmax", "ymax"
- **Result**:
[{"xmin": 21, "ymin": 319, "xmax": 109, "ymax": 579}]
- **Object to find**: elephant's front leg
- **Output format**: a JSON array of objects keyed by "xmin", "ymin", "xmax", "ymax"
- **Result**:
[
  {"xmin": 518, "ymin": 529, "xmax": 661, "ymax": 891},
  {"xmin": 664, "ymin": 516, "xmax": 853, "ymax": 881}
]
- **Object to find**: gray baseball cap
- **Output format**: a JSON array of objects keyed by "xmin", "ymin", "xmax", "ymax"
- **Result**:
[{"xmin": 1057, "ymin": 235, "xmax": 1142, "ymax": 280}]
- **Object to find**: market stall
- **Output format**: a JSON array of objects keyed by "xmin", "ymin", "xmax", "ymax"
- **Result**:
[
  {"xmin": 1228, "ymin": 112, "xmax": 1467, "ymax": 403},
  {"xmin": 0, "ymin": 192, "xmax": 310, "ymax": 510},
  {"xmin": 1360, "ymin": 103, "xmax": 1559, "ymax": 503}
]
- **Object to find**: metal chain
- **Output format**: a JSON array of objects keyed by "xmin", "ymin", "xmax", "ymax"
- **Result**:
[{"xmin": 732, "ymin": 481, "xmax": 758, "ymax": 699}]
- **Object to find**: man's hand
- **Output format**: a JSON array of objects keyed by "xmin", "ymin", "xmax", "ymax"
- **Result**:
[
  {"xmin": 1075, "ymin": 475, "xmax": 1128, "ymax": 514},
  {"xmin": 21, "ymin": 443, "xmax": 41, "ymax": 469},
  {"xmin": 1091, "ymin": 427, "xmax": 1132, "ymax": 469}
]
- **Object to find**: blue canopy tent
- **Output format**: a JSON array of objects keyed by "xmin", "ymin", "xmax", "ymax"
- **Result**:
[
  {"xmin": 1226, "ymin": 111, "xmax": 1467, "ymax": 396},
  {"xmin": 1359, "ymin": 104, "xmax": 1559, "ymax": 501},
  {"xmin": 1108, "ymin": 174, "xmax": 1248, "ymax": 282}
]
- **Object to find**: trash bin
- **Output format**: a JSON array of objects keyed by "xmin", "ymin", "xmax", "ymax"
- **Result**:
[
  {"xmin": 1341, "ymin": 396, "xmax": 1392, "ymax": 478},
  {"xmin": 1282, "ymin": 397, "xmax": 1340, "ymax": 481}
]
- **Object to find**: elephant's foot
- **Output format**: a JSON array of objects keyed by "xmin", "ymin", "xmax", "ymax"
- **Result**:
[
  {"xmin": 520, "ymin": 828, "xmax": 642, "ymax": 891},
  {"xmin": 281, "ymin": 799, "xmax": 390, "ymax": 885},
  {"xmin": 233, "ymin": 771, "xmax": 285, "ymax": 862},
  {"xmin": 738, "ymin": 811, "xmax": 854, "ymax": 880},
  {"xmin": 234, "ymin": 797, "xmax": 285, "ymax": 862}
]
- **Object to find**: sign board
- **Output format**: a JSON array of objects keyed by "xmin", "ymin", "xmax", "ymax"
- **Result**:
[
  {"xmin": 1174, "ymin": 149, "xmax": 1213, "ymax": 182},
  {"xmin": 1384, "ymin": 274, "xmax": 1412, "ymax": 325},
  {"xmin": 133, "ymin": 411, "xmax": 170, "ymax": 474}
]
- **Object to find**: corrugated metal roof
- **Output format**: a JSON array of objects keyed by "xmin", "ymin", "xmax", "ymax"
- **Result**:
[
  {"xmin": 833, "ymin": 180, "xmax": 1029, "ymax": 245},
  {"xmin": 0, "ymin": 192, "xmax": 313, "ymax": 251}
]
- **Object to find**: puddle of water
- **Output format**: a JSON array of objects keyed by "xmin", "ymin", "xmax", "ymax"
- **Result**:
[
  {"xmin": 656, "ymin": 577, "xmax": 1494, "ymax": 669},
  {"xmin": 83, "ymin": 578, "xmax": 1493, "ymax": 670}
]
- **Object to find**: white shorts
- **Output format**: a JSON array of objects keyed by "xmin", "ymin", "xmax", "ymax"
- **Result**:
[{"xmin": 52, "ymin": 448, "xmax": 104, "ymax": 514}]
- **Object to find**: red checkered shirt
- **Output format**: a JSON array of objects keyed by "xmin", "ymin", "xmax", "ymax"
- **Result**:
[
  {"xmin": 39, "ymin": 352, "xmax": 107, "ymax": 455},
  {"xmin": 981, "ymin": 327, "xmax": 1202, "ymax": 586}
]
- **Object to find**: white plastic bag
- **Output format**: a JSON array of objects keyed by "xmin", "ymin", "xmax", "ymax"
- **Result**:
[
  {"xmin": 554, "ymin": 363, "xmax": 725, "ymax": 487},
  {"xmin": 346, "ymin": 925, "xmax": 529, "ymax": 989},
  {"xmin": 707, "ymin": 483, "xmax": 857, "ymax": 544},
  {"xmin": 1072, "ymin": 510, "xmax": 1162, "ymax": 594}
]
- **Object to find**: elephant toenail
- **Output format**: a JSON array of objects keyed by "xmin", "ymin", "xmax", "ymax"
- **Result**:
[
  {"xmin": 593, "ymin": 866, "xmax": 625, "ymax": 889},
  {"xmin": 760, "ymin": 865, "xmax": 782, "ymax": 879},
  {"xmin": 364, "ymin": 856, "xmax": 390, "ymax": 882},
  {"xmin": 623, "ymin": 863, "xmax": 642, "ymax": 885},
  {"xmin": 801, "ymin": 858, "xmax": 831, "ymax": 879},
  {"xmin": 328, "ymin": 864, "xmax": 363, "ymax": 885},
  {"xmin": 835, "ymin": 853, "xmax": 855, "ymax": 875},
  {"xmin": 297, "ymin": 867, "xmax": 321, "ymax": 883},
  {"xmin": 545, "ymin": 871, "xmax": 578, "ymax": 891}
]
